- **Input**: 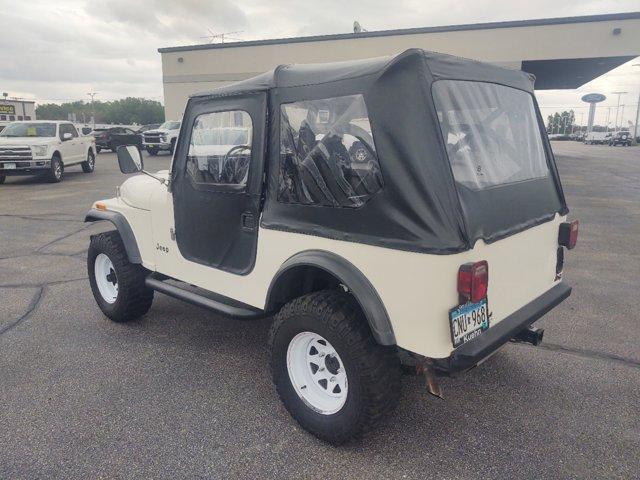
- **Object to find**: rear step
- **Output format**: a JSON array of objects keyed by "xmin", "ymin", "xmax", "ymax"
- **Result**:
[{"xmin": 145, "ymin": 275, "xmax": 265, "ymax": 319}]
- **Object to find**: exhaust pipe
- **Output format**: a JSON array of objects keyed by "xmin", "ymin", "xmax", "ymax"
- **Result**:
[{"xmin": 513, "ymin": 327, "xmax": 544, "ymax": 346}]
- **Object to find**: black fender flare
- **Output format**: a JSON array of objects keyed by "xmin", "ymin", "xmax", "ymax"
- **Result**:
[
  {"xmin": 266, "ymin": 250, "xmax": 396, "ymax": 345},
  {"xmin": 84, "ymin": 208, "xmax": 142, "ymax": 264}
]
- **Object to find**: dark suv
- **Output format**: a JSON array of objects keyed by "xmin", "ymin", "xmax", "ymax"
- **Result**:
[
  {"xmin": 609, "ymin": 131, "xmax": 632, "ymax": 147},
  {"xmin": 92, "ymin": 127, "xmax": 142, "ymax": 153}
]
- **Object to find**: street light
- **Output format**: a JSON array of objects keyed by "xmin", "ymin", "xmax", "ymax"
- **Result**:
[
  {"xmin": 87, "ymin": 92, "xmax": 98, "ymax": 130},
  {"xmin": 611, "ymin": 91, "xmax": 627, "ymax": 132},
  {"xmin": 633, "ymin": 64, "xmax": 640, "ymax": 141}
]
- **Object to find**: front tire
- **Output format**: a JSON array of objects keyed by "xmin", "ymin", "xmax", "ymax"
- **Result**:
[
  {"xmin": 47, "ymin": 155, "xmax": 63, "ymax": 183},
  {"xmin": 88, "ymin": 231, "xmax": 154, "ymax": 322},
  {"xmin": 0, "ymin": 174, "xmax": 5, "ymax": 184},
  {"xmin": 81, "ymin": 150, "xmax": 95, "ymax": 173},
  {"xmin": 269, "ymin": 290, "xmax": 401, "ymax": 445}
]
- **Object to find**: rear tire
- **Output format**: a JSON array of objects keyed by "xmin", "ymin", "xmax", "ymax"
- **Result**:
[
  {"xmin": 96, "ymin": 146, "xmax": 102, "ymax": 154},
  {"xmin": 269, "ymin": 290, "xmax": 401, "ymax": 445},
  {"xmin": 47, "ymin": 155, "xmax": 63, "ymax": 183},
  {"xmin": 81, "ymin": 150, "xmax": 95, "ymax": 173},
  {"xmin": 88, "ymin": 231, "xmax": 154, "ymax": 322}
]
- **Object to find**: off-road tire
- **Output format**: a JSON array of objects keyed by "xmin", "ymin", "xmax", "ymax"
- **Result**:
[
  {"xmin": 88, "ymin": 230, "xmax": 154, "ymax": 322},
  {"xmin": 269, "ymin": 290, "xmax": 401, "ymax": 445},
  {"xmin": 0, "ymin": 174, "xmax": 5, "ymax": 184},
  {"xmin": 47, "ymin": 155, "xmax": 63, "ymax": 183},
  {"xmin": 81, "ymin": 150, "xmax": 95, "ymax": 173}
]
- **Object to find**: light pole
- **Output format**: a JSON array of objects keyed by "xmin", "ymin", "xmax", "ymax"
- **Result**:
[
  {"xmin": 611, "ymin": 91, "xmax": 627, "ymax": 132},
  {"xmin": 633, "ymin": 64, "xmax": 640, "ymax": 141},
  {"xmin": 86, "ymin": 92, "xmax": 98, "ymax": 130}
]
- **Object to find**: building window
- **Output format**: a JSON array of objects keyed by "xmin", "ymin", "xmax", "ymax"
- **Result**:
[
  {"xmin": 17, "ymin": 116, "xmax": 23, "ymax": 121},
  {"xmin": 24, "ymin": 116, "xmax": 31, "ymax": 120},
  {"xmin": 186, "ymin": 110, "xmax": 253, "ymax": 188},
  {"xmin": 8, "ymin": 115, "xmax": 15, "ymax": 121},
  {"xmin": 0, "ymin": 115, "xmax": 5, "ymax": 121},
  {"xmin": 279, "ymin": 94, "xmax": 383, "ymax": 208}
]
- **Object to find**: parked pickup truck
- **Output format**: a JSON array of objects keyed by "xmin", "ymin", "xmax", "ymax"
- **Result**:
[
  {"xmin": 0, "ymin": 121, "xmax": 96, "ymax": 183},
  {"xmin": 141, "ymin": 120, "xmax": 181, "ymax": 156}
]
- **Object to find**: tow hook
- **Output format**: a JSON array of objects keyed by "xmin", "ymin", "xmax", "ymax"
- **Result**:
[{"xmin": 512, "ymin": 327, "xmax": 544, "ymax": 346}]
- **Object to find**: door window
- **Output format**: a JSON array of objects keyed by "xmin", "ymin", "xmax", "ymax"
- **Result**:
[
  {"xmin": 59, "ymin": 123, "xmax": 78, "ymax": 139},
  {"xmin": 186, "ymin": 110, "xmax": 253, "ymax": 188}
]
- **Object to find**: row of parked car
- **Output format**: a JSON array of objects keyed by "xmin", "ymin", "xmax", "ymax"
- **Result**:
[
  {"xmin": 548, "ymin": 131, "xmax": 635, "ymax": 146},
  {"xmin": 89, "ymin": 120, "xmax": 182, "ymax": 156}
]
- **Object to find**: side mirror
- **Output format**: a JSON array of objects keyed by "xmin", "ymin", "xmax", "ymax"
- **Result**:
[
  {"xmin": 62, "ymin": 132, "xmax": 73, "ymax": 141},
  {"xmin": 117, "ymin": 145, "xmax": 143, "ymax": 174}
]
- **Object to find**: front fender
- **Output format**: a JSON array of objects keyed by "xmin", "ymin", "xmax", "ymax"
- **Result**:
[{"xmin": 85, "ymin": 209, "xmax": 142, "ymax": 263}]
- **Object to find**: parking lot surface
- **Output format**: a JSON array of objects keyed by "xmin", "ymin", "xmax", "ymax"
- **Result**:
[{"xmin": 1, "ymin": 144, "xmax": 639, "ymax": 479}]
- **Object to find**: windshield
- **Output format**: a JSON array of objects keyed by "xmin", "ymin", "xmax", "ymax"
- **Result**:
[
  {"xmin": 0, "ymin": 122, "xmax": 57, "ymax": 138},
  {"xmin": 433, "ymin": 81, "xmax": 549, "ymax": 190},
  {"xmin": 160, "ymin": 121, "xmax": 181, "ymax": 130}
]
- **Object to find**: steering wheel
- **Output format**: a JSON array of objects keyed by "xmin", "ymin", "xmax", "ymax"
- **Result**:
[{"xmin": 223, "ymin": 144, "xmax": 251, "ymax": 163}]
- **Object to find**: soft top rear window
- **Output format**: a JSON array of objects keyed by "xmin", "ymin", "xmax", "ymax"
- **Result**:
[{"xmin": 433, "ymin": 80, "xmax": 549, "ymax": 190}]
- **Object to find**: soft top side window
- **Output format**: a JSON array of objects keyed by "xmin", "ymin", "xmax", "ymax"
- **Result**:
[
  {"xmin": 186, "ymin": 110, "xmax": 253, "ymax": 189},
  {"xmin": 279, "ymin": 94, "xmax": 383, "ymax": 208}
]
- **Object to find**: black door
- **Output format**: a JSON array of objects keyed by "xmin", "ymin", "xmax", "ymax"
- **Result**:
[{"xmin": 171, "ymin": 93, "xmax": 267, "ymax": 275}]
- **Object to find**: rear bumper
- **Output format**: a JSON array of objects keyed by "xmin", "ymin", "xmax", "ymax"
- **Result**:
[{"xmin": 434, "ymin": 282, "xmax": 572, "ymax": 374}]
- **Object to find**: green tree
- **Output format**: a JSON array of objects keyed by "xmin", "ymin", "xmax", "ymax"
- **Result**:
[
  {"xmin": 546, "ymin": 110, "xmax": 575, "ymax": 134},
  {"xmin": 36, "ymin": 98, "xmax": 164, "ymax": 125}
]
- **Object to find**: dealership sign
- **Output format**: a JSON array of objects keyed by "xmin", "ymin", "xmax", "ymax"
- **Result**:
[
  {"xmin": 0, "ymin": 104, "xmax": 16, "ymax": 115},
  {"xmin": 581, "ymin": 93, "xmax": 606, "ymax": 103}
]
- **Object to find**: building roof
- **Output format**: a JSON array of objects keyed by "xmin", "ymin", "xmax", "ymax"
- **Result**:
[{"xmin": 159, "ymin": 12, "xmax": 640, "ymax": 53}]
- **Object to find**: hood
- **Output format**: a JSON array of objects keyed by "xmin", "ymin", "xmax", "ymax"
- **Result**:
[
  {"xmin": 119, "ymin": 171, "xmax": 170, "ymax": 210},
  {"xmin": 0, "ymin": 137, "xmax": 55, "ymax": 146}
]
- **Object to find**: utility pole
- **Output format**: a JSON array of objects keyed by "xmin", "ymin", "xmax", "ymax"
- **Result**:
[
  {"xmin": 611, "ymin": 91, "xmax": 627, "ymax": 132},
  {"xmin": 87, "ymin": 91, "xmax": 98, "ymax": 130}
]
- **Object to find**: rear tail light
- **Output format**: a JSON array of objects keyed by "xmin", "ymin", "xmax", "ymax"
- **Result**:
[
  {"xmin": 458, "ymin": 260, "xmax": 488, "ymax": 303},
  {"xmin": 559, "ymin": 220, "xmax": 579, "ymax": 250}
]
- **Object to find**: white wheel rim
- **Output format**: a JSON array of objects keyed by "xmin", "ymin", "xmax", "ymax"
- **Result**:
[
  {"xmin": 94, "ymin": 253, "xmax": 118, "ymax": 303},
  {"xmin": 286, "ymin": 332, "xmax": 348, "ymax": 415}
]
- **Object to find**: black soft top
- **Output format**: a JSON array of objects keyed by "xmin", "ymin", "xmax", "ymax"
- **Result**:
[
  {"xmin": 188, "ymin": 49, "xmax": 566, "ymax": 254},
  {"xmin": 191, "ymin": 49, "xmax": 535, "ymax": 96}
]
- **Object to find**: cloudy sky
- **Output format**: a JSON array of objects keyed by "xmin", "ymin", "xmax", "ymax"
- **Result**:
[{"xmin": 1, "ymin": 0, "xmax": 638, "ymax": 125}]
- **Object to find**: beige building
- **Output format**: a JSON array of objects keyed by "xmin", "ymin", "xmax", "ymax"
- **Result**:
[{"xmin": 159, "ymin": 12, "xmax": 640, "ymax": 119}]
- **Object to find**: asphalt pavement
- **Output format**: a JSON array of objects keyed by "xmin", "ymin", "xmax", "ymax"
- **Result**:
[{"xmin": 0, "ymin": 144, "xmax": 639, "ymax": 479}]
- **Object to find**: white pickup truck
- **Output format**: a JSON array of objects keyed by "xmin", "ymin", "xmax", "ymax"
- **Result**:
[
  {"xmin": 141, "ymin": 120, "xmax": 181, "ymax": 156},
  {"xmin": 0, "ymin": 121, "xmax": 96, "ymax": 184}
]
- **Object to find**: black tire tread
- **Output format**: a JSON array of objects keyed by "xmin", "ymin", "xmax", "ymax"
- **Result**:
[
  {"xmin": 81, "ymin": 150, "xmax": 95, "ymax": 173},
  {"xmin": 88, "ymin": 230, "xmax": 153, "ymax": 322},
  {"xmin": 269, "ymin": 290, "xmax": 400, "ymax": 444}
]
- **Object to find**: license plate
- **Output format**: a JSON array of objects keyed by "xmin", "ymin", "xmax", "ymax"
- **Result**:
[
  {"xmin": 3, "ymin": 163, "xmax": 16, "ymax": 170},
  {"xmin": 449, "ymin": 299, "xmax": 489, "ymax": 347},
  {"xmin": 148, "ymin": 144, "xmax": 156, "ymax": 148}
]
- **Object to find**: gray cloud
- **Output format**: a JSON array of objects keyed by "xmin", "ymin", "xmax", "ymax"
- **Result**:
[{"xmin": 0, "ymin": 0, "xmax": 638, "ymax": 118}]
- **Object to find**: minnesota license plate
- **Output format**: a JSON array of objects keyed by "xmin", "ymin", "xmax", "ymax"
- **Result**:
[
  {"xmin": 449, "ymin": 299, "xmax": 489, "ymax": 347},
  {"xmin": 4, "ymin": 163, "xmax": 16, "ymax": 170}
]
